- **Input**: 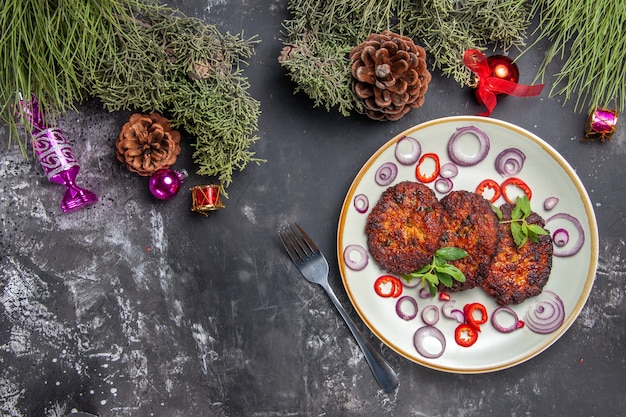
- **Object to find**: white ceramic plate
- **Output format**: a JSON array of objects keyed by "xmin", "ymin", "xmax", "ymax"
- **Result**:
[{"xmin": 337, "ymin": 116, "xmax": 598, "ymax": 373}]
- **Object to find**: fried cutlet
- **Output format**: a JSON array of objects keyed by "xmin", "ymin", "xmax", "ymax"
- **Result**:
[
  {"xmin": 482, "ymin": 203, "xmax": 553, "ymax": 305},
  {"xmin": 366, "ymin": 181, "xmax": 444, "ymax": 275},
  {"xmin": 437, "ymin": 190, "xmax": 499, "ymax": 292}
]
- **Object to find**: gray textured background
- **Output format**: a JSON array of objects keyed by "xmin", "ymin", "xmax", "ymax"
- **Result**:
[{"xmin": 1, "ymin": 1, "xmax": 624, "ymax": 416}]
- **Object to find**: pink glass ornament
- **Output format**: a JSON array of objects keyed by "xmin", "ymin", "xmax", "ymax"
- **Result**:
[
  {"xmin": 18, "ymin": 94, "xmax": 98, "ymax": 212},
  {"xmin": 149, "ymin": 168, "xmax": 188, "ymax": 200}
]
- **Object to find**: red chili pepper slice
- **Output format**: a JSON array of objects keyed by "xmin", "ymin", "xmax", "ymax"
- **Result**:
[
  {"xmin": 464, "ymin": 303, "xmax": 488, "ymax": 330},
  {"xmin": 415, "ymin": 153, "xmax": 440, "ymax": 183},
  {"xmin": 501, "ymin": 177, "xmax": 532, "ymax": 204},
  {"xmin": 454, "ymin": 323, "xmax": 479, "ymax": 347},
  {"xmin": 439, "ymin": 292, "xmax": 451, "ymax": 301},
  {"xmin": 475, "ymin": 179, "xmax": 501, "ymax": 203},
  {"xmin": 374, "ymin": 275, "xmax": 403, "ymax": 298}
]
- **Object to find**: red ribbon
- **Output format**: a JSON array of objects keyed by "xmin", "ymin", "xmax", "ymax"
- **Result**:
[{"xmin": 464, "ymin": 49, "xmax": 544, "ymax": 117}]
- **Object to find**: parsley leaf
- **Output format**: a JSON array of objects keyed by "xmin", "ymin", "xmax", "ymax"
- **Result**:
[
  {"xmin": 401, "ymin": 247, "xmax": 468, "ymax": 296},
  {"xmin": 435, "ymin": 246, "xmax": 468, "ymax": 261},
  {"xmin": 497, "ymin": 196, "xmax": 549, "ymax": 248}
]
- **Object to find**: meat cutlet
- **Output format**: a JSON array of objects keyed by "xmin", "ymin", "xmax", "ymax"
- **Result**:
[
  {"xmin": 366, "ymin": 181, "xmax": 444, "ymax": 275},
  {"xmin": 482, "ymin": 202, "xmax": 553, "ymax": 305},
  {"xmin": 437, "ymin": 190, "xmax": 499, "ymax": 292}
]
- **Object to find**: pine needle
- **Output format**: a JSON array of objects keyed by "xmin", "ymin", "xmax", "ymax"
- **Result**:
[
  {"xmin": 0, "ymin": 0, "xmax": 151, "ymax": 153},
  {"xmin": 529, "ymin": 0, "xmax": 625, "ymax": 112}
]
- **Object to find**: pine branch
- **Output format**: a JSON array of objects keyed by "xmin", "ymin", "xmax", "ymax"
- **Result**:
[
  {"xmin": 0, "ymin": 0, "xmax": 155, "ymax": 153},
  {"xmin": 280, "ymin": 0, "xmax": 531, "ymax": 115},
  {"xmin": 91, "ymin": 9, "xmax": 262, "ymax": 190},
  {"xmin": 529, "ymin": 0, "xmax": 625, "ymax": 112},
  {"xmin": 1, "ymin": 2, "xmax": 262, "ymax": 190}
]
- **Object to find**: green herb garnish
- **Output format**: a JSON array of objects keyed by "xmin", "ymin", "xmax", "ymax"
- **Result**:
[
  {"xmin": 494, "ymin": 196, "xmax": 549, "ymax": 248},
  {"xmin": 402, "ymin": 247, "xmax": 468, "ymax": 297}
]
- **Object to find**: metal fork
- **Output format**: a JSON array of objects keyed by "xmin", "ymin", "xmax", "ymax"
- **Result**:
[{"xmin": 279, "ymin": 223, "xmax": 398, "ymax": 392}]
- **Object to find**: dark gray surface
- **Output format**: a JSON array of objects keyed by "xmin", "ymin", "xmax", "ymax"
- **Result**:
[{"xmin": 1, "ymin": 1, "xmax": 624, "ymax": 416}]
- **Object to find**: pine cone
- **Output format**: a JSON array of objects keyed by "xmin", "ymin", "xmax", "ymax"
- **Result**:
[
  {"xmin": 350, "ymin": 31, "xmax": 431, "ymax": 121},
  {"xmin": 116, "ymin": 113, "xmax": 181, "ymax": 176}
]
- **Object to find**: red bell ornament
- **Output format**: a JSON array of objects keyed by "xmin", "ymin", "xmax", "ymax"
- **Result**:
[{"xmin": 464, "ymin": 50, "xmax": 544, "ymax": 117}]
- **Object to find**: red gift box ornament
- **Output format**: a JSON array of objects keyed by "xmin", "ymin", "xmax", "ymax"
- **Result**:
[{"xmin": 464, "ymin": 50, "xmax": 544, "ymax": 117}]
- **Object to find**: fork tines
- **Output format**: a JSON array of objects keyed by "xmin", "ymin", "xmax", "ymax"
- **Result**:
[{"xmin": 279, "ymin": 223, "xmax": 318, "ymax": 263}]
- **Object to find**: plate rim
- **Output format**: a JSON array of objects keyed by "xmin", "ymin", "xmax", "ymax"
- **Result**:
[{"xmin": 336, "ymin": 115, "xmax": 599, "ymax": 374}]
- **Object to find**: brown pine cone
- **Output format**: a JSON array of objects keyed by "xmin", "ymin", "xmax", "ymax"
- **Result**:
[
  {"xmin": 116, "ymin": 112, "xmax": 181, "ymax": 176},
  {"xmin": 350, "ymin": 31, "xmax": 431, "ymax": 121}
]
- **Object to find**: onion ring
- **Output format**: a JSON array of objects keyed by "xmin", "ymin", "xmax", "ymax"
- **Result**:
[
  {"xmin": 374, "ymin": 162, "xmax": 398, "ymax": 186},
  {"xmin": 396, "ymin": 296, "xmax": 418, "ymax": 321},
  {"xmin": 524, "ymin": 290, "xmax": 565, "ymax": 334},
  {"xmin": 447, "ymin": 125, "xmax": 491, "ymax": 166},
  {"xmin": 394, "ymin": 135, "xmax": 422, "ymax": 165},
  {"xmin": 441, "ymin": 300, "xmax": 465, "ymax": 323},
  {"xmin": 343, "ymin": 244, "xmax": 368, "ymax": 271},
  {"xmin": 434, "ymin": 177, "xmax": 453, "ymax": 194},
  {"xmin": 421, "ymin": 304, "xmax": 440, "ymax": 326},
  {"xmin": 439, "ymin": 162, "xmax": 459, "ymax": 178},
  {"xmin": 491, "ymin": 306, "xmax": 523, "ymax": 333},
  {"xmin": 413, "ymin": 325, "xmax": 446, "ymax": 359},
  {"xmin": 399, "ymin": 275, "xmax": 421, "ymax": 288},
  {"xmin": 552, "ymin": 228, "xmax": 569, "ymax": 247},
  {"xmin": 418, "ymin": 287, "xmax": 432, "ymax": 298},
  {"xmin": 545, "ymin": 213, "xmax": 585, "ymax": 257},
  {"xmin": 495, "ymin": 148, "xmax": 526, "ymax": 177},
  {"xmin": 353, "ymin": 194, "xmax": 369, "ymax": 214},
  {"xmin": 543, "ymin": 196, "xmax": 559, "ymax": 211}
]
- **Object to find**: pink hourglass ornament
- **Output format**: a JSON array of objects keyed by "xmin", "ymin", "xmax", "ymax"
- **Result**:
[{"xmin": 18, "ymin": 94, "xmax": 98, "ymax": 212}]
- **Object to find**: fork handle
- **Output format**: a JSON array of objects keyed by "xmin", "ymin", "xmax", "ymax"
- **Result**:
[{"xmin": 320, "ymin": 281, "xmax": 399, "ymax": 392}]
